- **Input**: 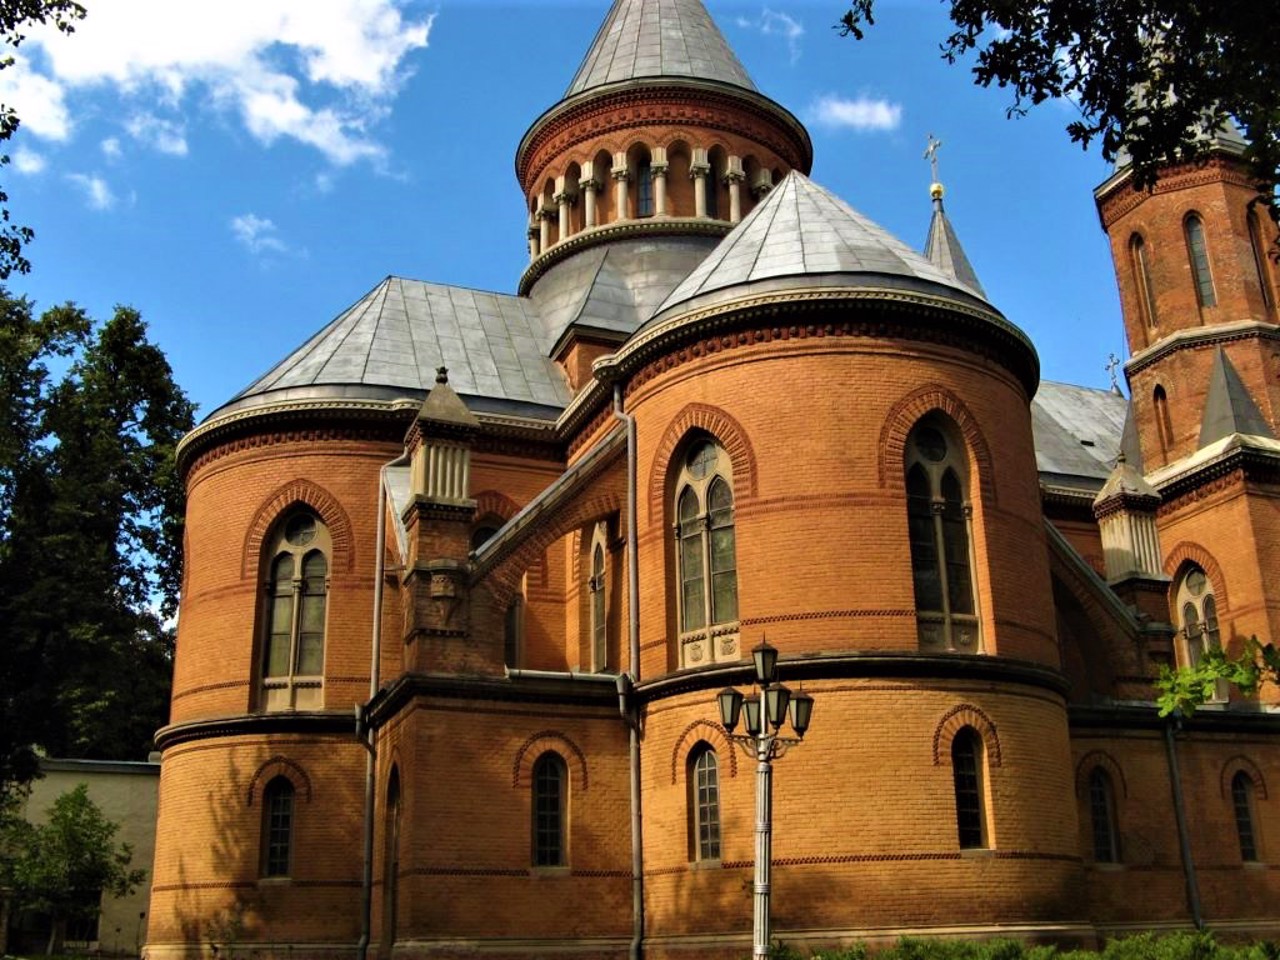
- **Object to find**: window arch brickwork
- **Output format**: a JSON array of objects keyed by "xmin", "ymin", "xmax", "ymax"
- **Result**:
[
  {"xmin": 1075, "ymin": 751, "xmax": 1129, "ymax": 801},
  {"xmin": 878, "ymin": 384, "xmax": 997, "ymax": 505},
  {"xmin": 242, "ymin": 478, "xmax": 355, "ymax": 578},
  {"xmin": 932, "ymin": 704, "xmax": 1002, "ymax": 767},
  {"xmin": 1221, "ymin": 756, "xmax": 1268, "ymax": 802},
  {"xmin": 670, "ymin": 719, "xmax": 738, "ymax": 783},
  {"xmin": 247, "ymin": 755, "xmax": 313, "ymax": 806},
  {"xmin": 647, "ymin": 403, "xmax": 758, "ymax": 527},
  {"xmin": 1164, "ymin": 543, "xmax": 1230, "ymax": 611},
  {"xmin": 512, "ymin": 730, "xmax": 589, "ymax": 792}
]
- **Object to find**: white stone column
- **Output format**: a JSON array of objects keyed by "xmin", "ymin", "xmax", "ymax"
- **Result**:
[
  {"xmin": 752, "ymin": 169, "xmax": 774, "ymax": 200},
  {"xmin": 527, "ymin": 222, "xmax": 539, "ymax": 261},
  {"xmin": 691, "ymin": 147, "xmax": 709, "ymax": 219},
  {"xmin": 727, "ymin": 156, "xmax": 745, "ymax": 223},
  {"xmin": 651, "ymin": 147, "xmax": 668, "ymax": 217},
  {"xmin": 582, "ymin": 178, "xmax": 599, "ymax": 228},
  {"xmin": 538, "ymin": 206, "xmax": 552, "ymax": 251},
  {"xmin": 613, "ymin": 168, "xmax": 630, "ymax": 221}
]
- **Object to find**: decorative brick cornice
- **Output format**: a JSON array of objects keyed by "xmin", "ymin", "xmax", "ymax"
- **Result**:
[
  {"xmin": 516, "ymin": 80, "xmax": 812, "ymax": 190},
  {"xmin": 154, "ymin": 711, "xmax": 357, "ymax": 751},
  {"xmin": 1096, "ymin": 153, "xmax": 1261, "ymax": 228},
  {"xmin": 1124, "ymin": 320, "xmax": 1280, "ymax": 378},
  {"xmin": 1093, "ymin": 490, "xmax": 1161, "ymax": 520}
]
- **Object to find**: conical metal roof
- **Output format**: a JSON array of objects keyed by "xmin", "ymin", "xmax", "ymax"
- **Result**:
[
  {"xmin": 1198, "ymin": 347, "xmax": 1275, "ymax": 446},
  {"xmin": 924, "ymin": 192, "xmax": 986, "ymax": 298},
  {"xmin": 566, "ymin": 0, "xmax": 756, "ymax": 96},
  {"xmin": 655, "ymin": 171, "xmax": 994, "ymax": 319}
]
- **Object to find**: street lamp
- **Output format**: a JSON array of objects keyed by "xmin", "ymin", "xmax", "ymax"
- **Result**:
[{"xmin": 716, "ymin": 639, "xmax": 814, "ymax": 960}]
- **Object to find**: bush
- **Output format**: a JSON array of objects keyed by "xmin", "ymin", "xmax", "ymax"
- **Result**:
[{"xmin": 755, "ymin": 932, "xmax": 1278, "ymax": 960}]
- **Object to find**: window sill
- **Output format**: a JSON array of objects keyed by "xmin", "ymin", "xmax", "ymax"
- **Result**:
[
  {"xmin": 530, "ymin": 865, "xmax": 570, "ymax": 878},
  {"xmin": 258, "ymin": 876, "xmax": 292, "ymax": 886},
  {"xmin": 1243, "ymin": 860, "xmax": 1267, "ymax": 871},
  {"xmin": 959, "ymin": 847, "xmax": 993, "ymax": 859},
  {"xmin": 689, "ymin": 858, "xmax": 722, "ymax": 871},
  {"xmin": 1088, "ymin": 862, "xmax": 1126, "ymax": 872}
]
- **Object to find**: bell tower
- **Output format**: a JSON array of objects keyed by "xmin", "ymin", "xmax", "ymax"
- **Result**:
[{"xmin": 1096, "ymin": 135, "xmax": 1280, "ymax": 682}]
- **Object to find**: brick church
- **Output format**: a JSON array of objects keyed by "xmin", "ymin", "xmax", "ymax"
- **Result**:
[{"xmin": 147, "ymin": 1, "xmax": 1280, "ymax": 957}]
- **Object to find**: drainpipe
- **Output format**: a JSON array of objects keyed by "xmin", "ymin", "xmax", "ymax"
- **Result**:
[
  {"xmin": 1164, "ymin": 712, "xmax": 1203, "ymax": 929},
  {"xmin": 358, "ymin": 451, "xmax": 410, "ymax": 960},
  {"xmin": 612, "ymin": 382, "xmax": 644, "ymax": 960}
]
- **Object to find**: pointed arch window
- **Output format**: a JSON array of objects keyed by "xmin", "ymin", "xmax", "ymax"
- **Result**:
[
  {"xmin": 1249, "ymin": 207, "xmax": 1273, "ymax": 311},
  {"xmin": 1088, "ymin": 767, "xmax": 1121, "ymax": 863},
  {"xmin": 1232, "ymin": 770, "xmax": 1260, "ymax": 862},
  {"xmin": 1153, "ymin": 385, "xmax": 1173, "ymax": 455},
  {"xmin": 261, "ymin": 511, "xmax": 330, "ymax": 711},
  {"xmin": 589, "ymin": 523, "xmax": 609, "ymax": 672},
  {"xmin": 688, "ymin": 744, "xmax": 721, "ymax": 861},
  {"xmin": 1176, "ymin": 566, "xmax": 1227, "ymax": 703},
  {"xmin": 905, "ymin": 419, "xmax": 978, "ymax": 652},
  {"xmin": 951, "ymin": 727, "xmax": 987, "ymax": 849},
  {"xmin": 262, "ymin": 776, "xmax": 295, "ymax": 878},
  {"xmin": 1185, "ymin": 214, "xmax": 1217, "ymax": 307},
  {"xmin": 1130, "ymin": 233, "xmax": 1159, "ymax": 327},
  {"xmin": 532, "ymin": 752, "xmax": 567, "ymax": 867},
  {"xmin": 674, "ymin": 437, "xmax": 738, "ymax": 667}
]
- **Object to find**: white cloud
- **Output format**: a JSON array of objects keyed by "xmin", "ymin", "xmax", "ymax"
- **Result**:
[
  {"xmin": 125, "ymin": 112, "xmax": 187, "ymax": 155},
  {"xmin": 737, "ymin": 9, "xmax": 804, "ymax": 64},
  {"xmin": 12, "ymin": 147, "xmax": 46, "ymax": 174},
  {"xmin": 6, "ymin": 1, "xmax": 433, "ymax": 167},
  {"xmin": 66, "ymin": 173, "xmax": 116, "ymax": 210},
  {"xmin": 101, "ymin": 137, "xmax": 122, "ymax": 159},
  {"xmin": 231, "ymin": 213, "xmax": 289, "ymax": 255},
  {"xmin": 0, "ymin": 56, "xmax": 72, "ymax": 140},
  {"xmin": 809, "ymin": 94, "xmax": 903, "ymax": 133}
]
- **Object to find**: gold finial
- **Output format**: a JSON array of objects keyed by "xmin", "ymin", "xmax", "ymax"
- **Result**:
[{"xmin": 924, "ymin": 133, "xmax": 944, "ymax": 199}]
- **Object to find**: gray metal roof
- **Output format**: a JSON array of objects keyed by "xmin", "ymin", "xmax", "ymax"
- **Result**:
[
  {"xmin": 1198, "ymin": 347, "xmax": 1274, "ymax": 447},
  {"xmin": 566, "ymin": 0, "xmax": 756, "ymax": 97},
  {"xmin": 530, "ymin": 236, "xmax": 721, "ymax": 344},
  {"xmin": 1031, "ymin": 381, "xmax": 1128, "ymax": 483},
  {"xmin": 654, "ymin": 171, "xmax": 995, "ymax": 320},
  {"xmin": 924, "ymin": 196, "xmax": 986, "ymax": 298},
  {"xmin": 218, "ymin": 276, "xmax": 572, "ymax": 419}
]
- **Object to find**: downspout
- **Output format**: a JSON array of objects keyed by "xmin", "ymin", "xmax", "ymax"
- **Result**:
[
  {"xmin": 1164, "ymin": 712, "xmax": 1203, "ymax": 930},
  {"xmin": 613, "ymin": 382, "xmax": 644, "ymax": 960},
  {"xmin": 358, "ymin": 450, "xmax": 410, "ymax": 960}
]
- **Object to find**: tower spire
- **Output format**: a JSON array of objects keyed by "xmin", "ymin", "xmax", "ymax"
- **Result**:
[{"xmin": 922, "ymin": 135, "xmax": 986, "ymax": 298}]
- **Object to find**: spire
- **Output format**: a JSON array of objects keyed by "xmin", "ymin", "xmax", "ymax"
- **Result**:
[
  {"xmin": 417, "ymin": 367, "xmax": 480, "ymax": 433},
  {"xmin": 1118, "ymin": 397, "xmax": 1145, "ymax": 472},
  {"xmin": 921, "ymin": 136, "xmax": 986, "ymax": 298},
  {"xmin": 566, "ymin": 0, "xmax": 757, "ymax": 97},
  {"xmin": 1093, "ymin": 398, "xmax": 1162, "ymax": 584},
  {"xmin": 1198, "ymin": 348, "xmax": 1274, "ymax": 447}
]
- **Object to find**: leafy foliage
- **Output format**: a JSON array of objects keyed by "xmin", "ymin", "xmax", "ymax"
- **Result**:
[
  {"xmin": 0, "ymin": 0, "xmax": 86, "ymax": 278},
  {"xmin": 758, "ymin": 933, "xmax": 1280, "ymax": 960},
  {"xmin": 0, "ymin": 291, "xmax": 194, "ymax": 798},
  {"xmin": 838, "ymin": 2, "xmax": 1280, "ymax": 220},
  {"xmin": 1155, "ymin": 635, "xmax": 1280, "ymax": 717},
  {"xmin": 1, "ymin": 784, "xmax": 146, "ymax": 954}
]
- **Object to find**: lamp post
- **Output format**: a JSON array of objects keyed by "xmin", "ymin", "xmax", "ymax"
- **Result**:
[{"xmin": 716, "ymin": 640, "xmax": 814, "ymax": 960}]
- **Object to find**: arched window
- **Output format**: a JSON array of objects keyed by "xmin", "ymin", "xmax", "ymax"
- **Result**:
[
  {"xmin": 1089, "ymin": 767, "xmax": 1121, "ymax": 863},
  {"xmin": 262, "ymin": 776, "xmax": 295, "ymax": 878},
  {"xmin": 532, "ymin": 752, "xmax": 567, "ymax": 866},
  {"xmin": 1130, "ymin": 233, "xmax": 1159, "ymax": 328},
  {"xmin": 635, "ymin": 153, "xmax": 654, "ymax": 218},
  {"xmin": 1249, "ymin": 207, "xmax": 1273, "ymax": 311},
  {"xmin": 1232, "ymin": 770, "xmax": 1260, "ymax": 862},
  {"xmin": 1153, "ymin": 385, "xmax": 1173, "ymax": 455},
  {"xmin": 674, "ymin": 437, "xmax": 738, "ymax": 667},
  {"xmin": 1176, "ymin": 565, "xmax": 1227, "ymax": 703},
  {"xmin": 1185, "ymin": 214, "xmax": 1217, "ymax": 307},
  {"xmin": 261, "ymin": 511, "xmax": 330, "ymax": 711},
  {"xmin": 471, "ymin": 520, "xmax": 501, "ymax": 551},
  {"xmin": 688, "ymin": 744, "xmax": 721, "ymax": 861},
  {"xmin": 905, "ymin": 418, "xmax": 978, "ymax": 652},
  {"xmin": 951, "ymin": 727, "xmax": 987, "ymax": 849},
  {"xmin": 382, "ymin": 767, "xmax": 401, "ymax": 945},
  {"xmin": 589, "ymin": 524, "xmax": 608, "ymax": 672}
]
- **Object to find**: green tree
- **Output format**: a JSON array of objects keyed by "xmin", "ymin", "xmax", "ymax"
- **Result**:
[
  {"xmin": 0, "ymin": 0, "xmax": 86, "ymax": 277},
  {"xmin": 838, "ymin": 3, "xmax": 1280, "ymax": 218},
  {"xmin": 1155, "ymin": 636, "xmax": 1280, "ymax": 717},
  {"xmin": 2, "ymin": 784, "xmax": 146, "ymax": 955},
  {"xmin": 0, "ymin": 292, "xmax": 194, "ymax": 798}
]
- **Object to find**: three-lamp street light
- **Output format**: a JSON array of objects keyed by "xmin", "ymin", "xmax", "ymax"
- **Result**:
[{"xmin": 715, "ymin": 639, "xmax": 815, "ymax": 960}]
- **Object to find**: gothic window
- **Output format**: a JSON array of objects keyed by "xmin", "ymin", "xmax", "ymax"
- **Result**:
[
  {"xmin": 532, "ymin": 752, "xmax": 567, "ymax": 867},
  {"xmin": 905, "ymin": 418, "xmax": 979, "ymax": 652},
  {"xmin": 1232, "ymin": 770, "xmax": 1260, "ymax": 862},
  {"xmin": 674, "ymin": 437, "xmax": 738, "ymax": 666},
  {"xmin": 261, "ymin": 511, "xmax": 330, "ymax": 711},
  {"xmin": 262, "ymin": 776, "xmax": 295, "ymax": 878},
  {"xmin": 589, "ymin": 523, "xmax": 608, "ymax": 672},
  {"xmin": 1130, "ymin": 233, "xmax": 1159, "ymax": 327},
  {"xmin": 1249, "ymin": 207, "xmax": 1273, "ymax": 311},
  {"xmin": 688, "ymin": 743, "xmax": 721, "ymax": 862},
  {"xmin": 1176, "ymin": 565, "xmax": 1227, "ymax": 703},
  {"xmin": 1088, "ymin": 767, "xmax": 1121, "ymax": 863},
  {"xmin": 1185, "ymin": 214, "xmax": 1217, "ymax": 308},
  {"xmin": 951, "ymin": 727, "xmax": 987, "ymax": 849}
]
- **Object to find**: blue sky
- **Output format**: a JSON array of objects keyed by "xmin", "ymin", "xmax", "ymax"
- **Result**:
[{"xmin": 2, "ymin": 0, "xmax": 1126, "ymax": 421}]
